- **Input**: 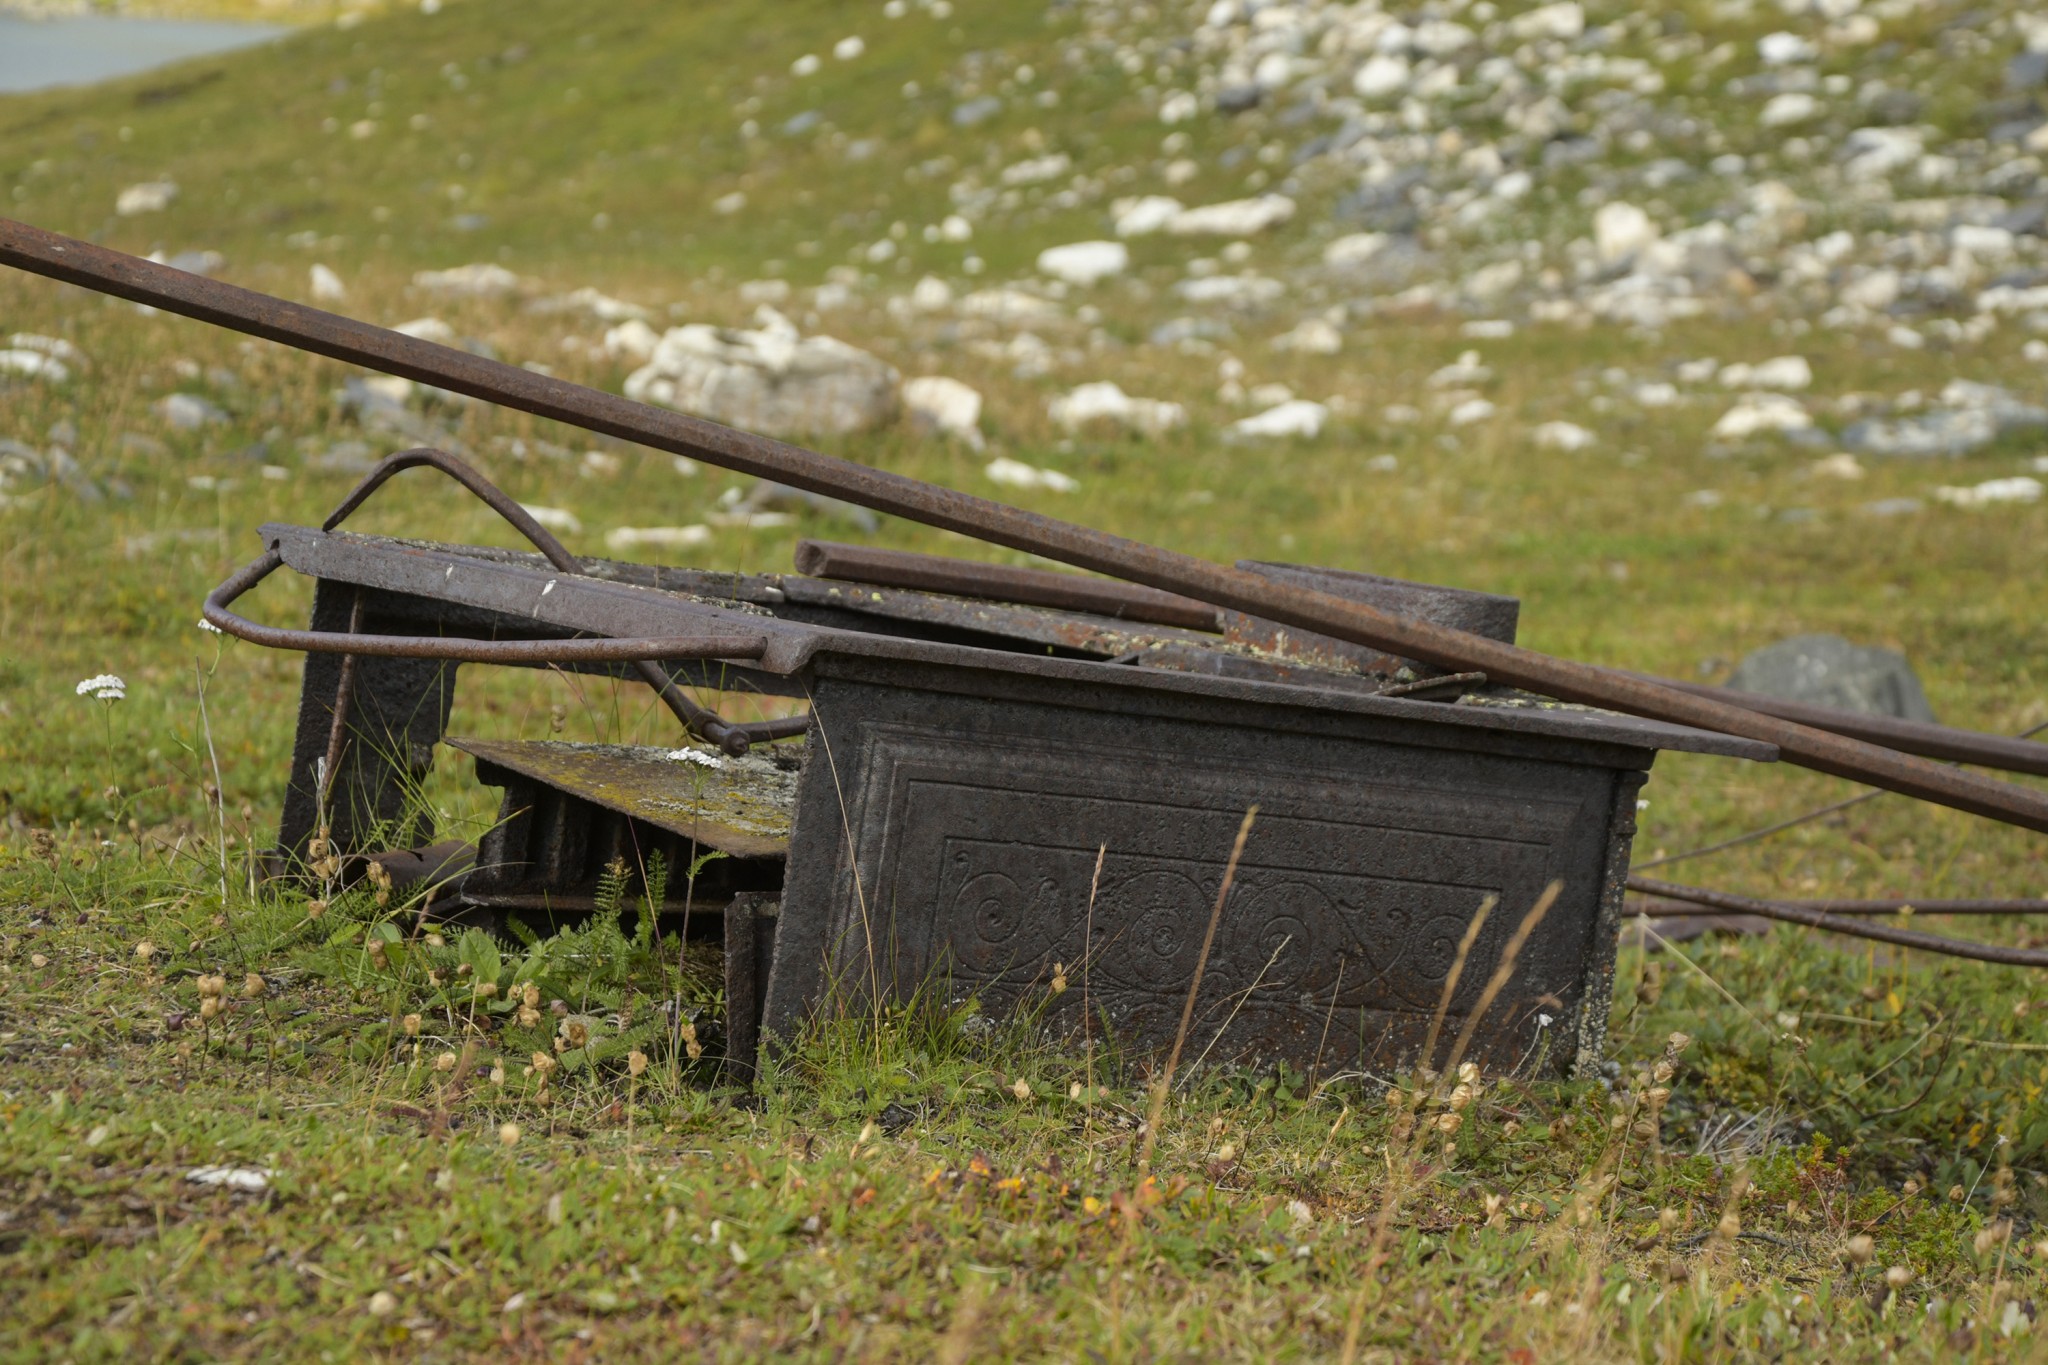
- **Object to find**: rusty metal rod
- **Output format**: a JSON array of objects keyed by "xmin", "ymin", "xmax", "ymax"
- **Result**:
[
  {"xmin": 1627, "ymin": 877, "xmax": 2048, "ymax": 967},
  {"xmin": 794, "ymin": 538, "xmax": 1222, "ymax": 631},
  {"xmin": 206, "ymin": 547, "xmax": 768, "ymax": 664},
  {"xmin": 10, "ymin": 220, "xmax": 2048, "ymax": 833},
  {"xmin": 1630, "ymin": 895, "xmax": 2048, "ymax": 917},
  {"xmin": 326, "ymin": 447, "xmax": 757, "ymax": 756}
]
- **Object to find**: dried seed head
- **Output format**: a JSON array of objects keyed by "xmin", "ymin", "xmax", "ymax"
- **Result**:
[
  {"xmin": 133, "ymin": 940, "xmax": 155, "ymax": 961},
  {"xmin": 1483, "ymin": 1192, "xmax": 1504, "ymax": 1217},
  {"xmin": 1215, "ymin": 1142, "xmax": 1237, "ymax": 1162},
  {"xmin": 367, "ymin": 1290, "xmax": 397, "ymax": 1318},
  {"xmin": 1501, "ymin": 1119, "xmax": 1521, "ymax": 1138},
  {"xmin": 1844, "ymin": 1234, "xmax": 1875, "ymax": 1265},
  {"xmin": 1666, "ymin": 1032, "xmax": 1693, "ymax": 1054},
  {"xmin": 196, "ymin": 974, "xmax": 226, "ymax": 999},
  {"xmin": 241, "ymin": 972, "xmax": 265, "ymax": 999},
  {"xmin": 1884, "ymin": 1264, "xmax": 1913, "ymax": 1289},
  {"xmin": 489, "ymin": 1062, "xmax": 506, "ymax": 1086},
  {"xmin": 306, "ymin": 899, "xmax": 327, "ymax": 921},
  {"xmin": 423, "ymin": 932, "xmax": 445, "ymax": 949},
  {"xmin": 1435, "ymin": 1111, "xmax": 1463, "ymax": 1134},
  {"xmin": 198, "ymin": 996, "xmax": 220, "ymax": 1021},
  {"xmin": 550, "ymin": 999, "xmax": 569, "ymax": 1018},
  {"xmin": 522, "ymin": 982, "xmax": 540, "ymax": 1008},
  {"xmin": 1652, "ymin": 1060, "xmax": 1675, "ymax": 1084},
  {"xmin": 627, "ymin": 1049, "xmax": 648, "ymax": 1077},
  {"xmin": 1011, "ymin": 1077, "xmax": 1032, "ymax": 1101},
  {"xmin": 1049, "ymin": 972, "xmax": 1067, "ymax": 995},
  {"xmin": 1975, "ymin": 1221, "xmax": 2012, "ymax": 1256},
  {"xmin": 474, "ymin": 981, "xmax": 499, "ymax": 1000},
  {"xmin": 1949, "ymin": 1185, "xmax": 1967, "ymax": 1203},
  {"xmin": 1716, "ymin": 1213, "xmax": 1741, "ymax": 1241},
  {"xmin": 1456, "ymin": 1062, "xmax": 1480, "ymax": 1086},
  {"xmin": 1448, "ymin": 1083, "xmax": 1476, "ymax": 1112},
  {"xmin": 530, "ymin": 1052, "xmax": 556, "ymax": 1076},
  {"xmin": 516, "ymin": 1006, "xmax": 541, "ymax": 1029},
  {"xmin": 561, "ymin": 1018, "xmax": 589, "ymax": 1049},
  {"xmin": 1902, "ymin": 1176, "xmax": 1924, "ymax": 1197},
  {"xmin": 401, "ymin": 1013, "xmax": 421, "ymax": 1037},
  {"xmin": 366, "ymin": 940, "xmax": 388, "ymax": 968},
  {"xmin": 434, "ymin": 1051, "xmax": 458, "ymax": 1072},
  {"xmin": 307, "ymin": 835, "xmax": 329, "ymax": 861},
  {"xmin": 1658, "ymin": 1207, "xmax": 1680, "ymax": 1232},
  {"xmin": 1646, "ymin": 1086, "xmax": 1671, "ymax": 1108},
  {"xmin": 498, "ymin": 1121, "xmax": 521, "ymax": 1147}
]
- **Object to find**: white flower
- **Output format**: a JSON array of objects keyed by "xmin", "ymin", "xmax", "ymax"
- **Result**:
[
  {"xmin": 665, "ymin": 748, "xmax": 725, "ymax": 769},
  {"xmin": 1537, "ymin": 1013, "xmax": 1554, "ymax": 1028},
  {"xmin": 197, "ymin": 618, "xmax": 224, "ymax": 634},
  {"xmin": 75, "ymin": 674, "xmax": 126, "ymax": 702}
]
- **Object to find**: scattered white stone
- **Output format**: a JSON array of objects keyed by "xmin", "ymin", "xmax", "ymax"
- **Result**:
[
  {"xmin": 603, "ymin": 319, "xmax": 661, "ymax": 361},
  {"xmin": 959, "ymin": 287, "xmax": 1063, "ymax": 323},
  {"xmin": 1810, "ymin": 453, "xmax": 1865, "ymax": 479},
  {"xmin": 155, "ymin": 393, "xmax": 228, "ymax": 429},
  {"xmin": 739, "ymin": 279, "xmax": 791, "ymax": 305},
  {"xmin": 939, "ymin": 214, "xmax": 973, "ymax": 242},
  {"xmin": 1167, "ymin": 195, "xmax": 1296, "ymax": 236},
  {"xmin": 713, "ymin": 191, "xmax": 748, "ymax": 215},
  {"xmin": 1842, "ymin": 127, "xmax": 1923, "ymax": 180},
  {"xmin": 1446, "ymin": 397, "xmax": 1497, "ymax": 426},
  {"xmin": 391, "ymin": 317, "xmax": 456, "ymax": 344},
  {"xmin": 605, "ymin": 524, "xmax": 711, "ymax": 554},
  {"xmin": 911, "ymin": 275, "xmax": 954, "ymax": 311},
  {"xmin": 185, "ymin": 1166, "xmax": 272, "ymax": 1193},
  {"xmin": 1270, "ymin": 318, "xmax": 1342, "ymax": 354},
  {"xmin": 1048, "ymin": 381, "xmax": 1186, "ymax": 437},
  {"xmin": 1160, "ymin": 90, "xmax": 1200, "ymax": 123},
  {"xmin": 986, "ymin": 457, "xmax": 1080, "ymax": 492},
  {"xmin": 1174, "ymin": 274, "xmax": 1284, "ymax": 306},
  {"xmin": 902, "ymin": 375, "xmax": 985, "ymax": 447},
  {"xmin": 0, "ymin": 349, "xmax": 69, "ymax": 383},
  {"xmin": 833, "ymin": 35, "xmax": 865, "ymax": 60},
  {"xmin": 521, "ymin": 505, "xmax": 583, "ymax": 535},
  {"xmin": 1352, "ymin": 53, "xmax": 1410, "ymax": 99},
  {"xmin": 1508, "ymin": 2, "xmax": 1584, "ymax": 41},
  {"xmin": 666, "ymin": 746, "xmax": 725, "ymax": 768},
  {"xmin": 1758, "ymin": 31, "xmax": 1818, "ymax": 64},
  {"xmin": 1934, "ymin": 476, "xmax": 2043, "ymax": 508},
  {"xmin": 542, "ymin": 287, "xmax": 652, "ymax": 322},
  {"xmin": 8, "ymin": 333, "xmax": 83, "ymax": 366},
  {"xmin": 1533, "ymin": 420, "xmax": 1596, "ymax": 451},
  {"xmin": 1594, "ymin": 202, "xmax": 1659, "ymax": 266},
  {"xmin": 1462, "ymin": 320, "xmax": 1516, "ymax": 339},
  {"xmin": 624, "ymin": 309, "xmax": 900, "ymax": 437},
  {"xmin": 309, "ymin": 264, "xmax": 347, "ymax": 302},
  {"xmin": 1711, "ymin": 393, "xmax": 1813, "ymax": 439},
  {"xmin": 1228, "ymin": 399, "xmax": 1328, "ymax": 440},
  {"xmin": 1002, "ymin": 153, "xmax": 1072, "ymax": 186},
  {"xmin": 1760, "ymin": 92, "xmax": 1821, "ymax": 128},
  {"xmin": 1112, "ymin": 195, "xmax": 1186, "ymax": 236},
  {"xmin": 1429, "ymin": 351, "xmax": 1492, "ymax": 387},
  {"xmin": 792, "ymin": 53, "xmax": 822, "ymax": 77},
  {"xmin": 116, "ymin": 181, "xmax": 178, "ymax": 216},
  {"xmin": 1323, "ymin": 232, "xmax": 1390, "ymax": 267},
  {"xmin": 1036, "ymin": 240, "xmax": 1129, "ymax": 287},
  {"xmin": 1719, "ymin": 356, "xmax": 1813, "ymax": 390},
  {"xmin": 412, "ymin": 263, "xmax": 521, "ymax": 297}
]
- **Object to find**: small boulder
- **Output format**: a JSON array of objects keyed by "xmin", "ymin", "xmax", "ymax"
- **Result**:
[
  {"xmin": 902, "ymin": 375, "xmax": 984, "ymax": 448},
  {"xmin": 1727, "ymin": 634, "xmax": 1936, "ymax": 723},
  {"xmin": 623, "ymin": 309, "xmax": 899, "ymax": 438},
  {"xmin": 1036, "ymin": 240, "xmax": 1129, "ymax": 286},
  {"xmin": 1047, "ymin": 381, "xmax": 1186, "ymax": 437}
]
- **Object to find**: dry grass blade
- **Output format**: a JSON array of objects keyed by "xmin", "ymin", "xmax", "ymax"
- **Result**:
[
  {"xmin": 1417, "ymin": 894, "xmax": 1496, "ymax": 1077},
  {"xmin": 1442, "ymin": 880, "xmax": 1563, "ymax": 1078},
  {"xmin": 1138, "ymin": 805, "xmax": 1256, "ymax": 1178}
]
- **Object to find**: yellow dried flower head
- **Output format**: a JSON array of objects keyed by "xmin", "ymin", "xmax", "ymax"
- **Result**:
[
  {"xmin": 367, "ymin": 1290, "xmax": 397, "ymax": 1318},
  {"xmin": 133, "ymin": 940, "xmax": 155, "ymax": 961},
  {"xmin": 1456, "ymin": 1062, "xmax": 1480, "ymax": 1086},
  {"xmin": 627, "ymin": 1050, "xmax": 649, "ymax": 1077},
  {"xmin": 1448, "ymin": 1083, "xmax": 1476, "ymax": 1113},
  {"xmin": 1884, "ymin": 1265, "xmax": 1913, "ymax": 1289},
  {"xmin": 434, "ymin": 1051, "xmax": 458, "ymax": 1072},
  {"xmin": 198, "ymin": 996, "xmax": 220, "ymax": 1021},
  {"xmin": 522, "ymin": 981, "xmax": 541, "ymax": 1009},
  {"xmin": 530, "ymin": 1052, "xmax": 557, "ymax": 1076},
  {"xmin": 1011, "ymin": 1077, "xmax": 1032, "ymax": 1100},
  {"xmin": 306, "ymin": 899, "xmax": 327, "ymax": 920},
  {"xmin": 196, "ymin": 974, "xmax": 226, "ymax": 999},
  {"xmin": 1666, "ymin": 1032, "xmax": 1693, "ymax": 1054},
  {"xmin": 401, "ymin": 1013, "xmax": 421, "ymax": 1037},
  {"xmin": 561, "ymin": 1018, "xmax": 589, "ymax": 1049},
  {"xmin": 474, "ymin": 981, "xmax": 499, "ymax": 1000},
  {"xmin": 1716, "ymin": 1213, "xmax": 1741, "ymax": 1241},
  {"xmin": 498, "ymin": 1121, "xmax": 521, "ymax": 1147},
  {"xmin": 1435, "ymin": 1111, "xmax": 1462, "ymax": 1134},
  {"xmin": 1844, "ymin": 1234, "xmax": 1875, "ymax": 1265},
  {"xmin": 241, "ymin": 972, "xmax": 265, "ymax": 999}
]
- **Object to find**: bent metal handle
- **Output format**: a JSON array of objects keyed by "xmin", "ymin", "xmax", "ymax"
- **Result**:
[
  {"xmin": 10, "ymin": 217, "xmax": 2048, "ymax": 833},
  {"xmin": 205, "ymin": 547, "xmax": 770, "ymax": 665}
]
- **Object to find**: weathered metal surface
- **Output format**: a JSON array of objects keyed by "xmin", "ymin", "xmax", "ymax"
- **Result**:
[
  {"xmin": 1627, "ymin": 877, "xmax": 2048, "ymax": 966},
  {"xmin": 10, "ymin": 222, "xmax": 2048, "ymax": 833},
  {"xmin": 766, "ymin": 654, "xmax": 1672, "ymax": 1078},
  {"xmin": 446, "ymin": 738, "xmax": 797, "ymax": 859}
]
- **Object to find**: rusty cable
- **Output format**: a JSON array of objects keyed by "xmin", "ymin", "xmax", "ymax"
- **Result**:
[
  {"xmin": 1630, "ymin": 894, "xmax": 2048, "ymax": 917},
  {"xmin": 10, "ymin": 220, "xmax": 2048, "ymax": 833},
  {"xmin": 1625, "ymin": 877, "xmax": 2048, "ymax": 968}
]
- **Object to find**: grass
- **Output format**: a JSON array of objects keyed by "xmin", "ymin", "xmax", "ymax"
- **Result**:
[{"xmin": 4, "ymin": 0, "xmax": 2048, "ymax": 1356}]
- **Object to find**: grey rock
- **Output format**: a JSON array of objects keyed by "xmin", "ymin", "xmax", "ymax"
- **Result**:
[
  {"xmin": 155, "ymin": 393, "xmax": 229, "ymax": 430},
  {"xmin": 1215, "ymin": 83, "xmax": 1263, "ymax": 114},
  {"xmin": 1862, "ymin": 88, "xmax": 1925, "ymax": 126},
  {"xmin": 733, "ymin": 480, "xmax": 880, "ymax": 533},
  {"xmin": 1994, "ymin": 198, "xmax": 2048, "ymax": 236},
  {"xmin": 2010, "ymin": 51, "xmax": 2048, "ymax": 92},
  {"xmin": 951, "ymin": 97, "xmax": 1002, "ymax": 127},
  {"xmin": 1728, "ymin": 634, "xmax": 1936, "ymax": 723},
  {"xmin": 1843, "ymin": 385, "xmax": 2048, "ymax": 457},
  {"xmin": 782, "ymin": 109, "xmax": 823, "ymax": 136}
]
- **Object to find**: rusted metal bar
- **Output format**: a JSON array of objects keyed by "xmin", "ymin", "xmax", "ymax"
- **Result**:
[
  {"xmin": 328, "ymin": 448, "xmax": 759, "ymax": 755},
  {"xmin": 1631, "ymin": 894, "xmax": 2048, "ymax": 917},
  {"xmin": 1626, "ymin": 877, "xmax": 2048, "ymax": 967},
  {"xmin": 1631, "ymin": 673, "xmax": 2048, "ymax": 778},
  {"xmin": 206, "ymin": 547, "xmax": 768, "ymax": 664},
  {"xmin": 794, "ymin": 539, "xmax": 1221, "ymax": 631},
  {"xmin": 11, "ymin": 220, "xmax": 2048, "ymax": 833}
]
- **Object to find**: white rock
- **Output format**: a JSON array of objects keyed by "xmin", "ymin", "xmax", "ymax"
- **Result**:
[
  {"xmin": 986, "ymin": 457, "xmax": 1080, "ymax": 492},
  {"xmin": 602, "ymin": 319, "xmax": 661, "ymax": 361},
  {"xmin": 1323, "ymin": 232, "xmax": 1390, "ymax": 266},
  {"xmin": 8, "ymin": 333, "xmax": 82, "ymax": 366},
  {"xmin": 1841, "ymin": 127, "xmax": 1923, "ymax": 180},
  {"xmin": 1229, "ymin": 399, "xmax": 1329, "ymax": 440},
  {"xmin": 413, "ymin": 263, "xmax": 522, "ymax": 297},
  {"xmin": 1036, "ymin": 240, "xmax": 1129, "ymax": 286},
  {"xmin": 833, "ymin": 35, "xmax": 865, "ymax": 60},
  {"xmin": 1758, "ymin": 31, "xmax": 1818, "ymax": 64},
  {"xmin": 1446, "ymin": 397, "xmax": 1497, "ymax": 426},
  {"xmin": 1412, "ymin": 20, "xmax": 1475, "ymax": 56},
  {"xmin": 520, "ymin": 504, "xmax": 582, "ymax": 535},
  {"xmin": 1173, "ymin": 274, "xmax": 1285, "ymax": 306},
  {"xmin": 1594, "ymin": 202, "xmax": 1659, "ymax": 266},
  {"xmin": 1533, "ymin": 420, "xmax": 1596, "ymax": 450},
  {"xmin": 1953, "ymin": 225, "xmax": 2016, "ymax": 262},
  {"xmin": 1168, "ymin": 195, "xmax": 1296, "ymax": 236},
  {"xmin": 1352, "ymin": 53, "xmax": 1410, "ymax": 99},
  {"xmin": 911, "ymin": 275, "xmax": 954, "ymax": 311},
  {"xmin": 792, "ymin": 53, "xmax": 821, "ymax": 77},
  {"xmin": 939, "ymin": 214, "xmax": 973, "ymax": 242},
  {"xmin": 1464, "ymin": 259, "xmax": 1524, "ymax": 300},
  {"xmin": 309, "ymin": 264, "xmax": 347, "ymax": 302},
  {"xmin": 0, "ymin": 349, "xmax": 68, "ymax": 383},
  {"xmin": 1493, "ymin": 170, "xmax": 1533, "ymax": 201},
  {"xmin": 1760, "ymin": 92, "xmax": 1821, "ymax": 127},
  {"xmin": 1934, "ymin": 476, "xmax": 2043, "ymax": 507},
  {"xmin": 902, "ymin": 375, "xmax": 984, "ymax": 447},
  {"xmin": 1710, "ymin": 393, "xmax": 1812, "ymax": 438},
  {"xmin": 1160, "ymin": 90, "xmax": 1200, "ymax": 123},
  {"xmin": 739, "ymin": 279, "xmax": 791, "ymax": 305},
  {"xmin": 1048, "ymin": 381, "xmax": 1186, "ymax": 437},
  {"xmin": 623, "ymin": 310, "xmax": 900, "ymax": 437},
  {"xmin": 115, "ymin": 181, "xmax": 178, "ymax": 216},
  {"xmin": 391, "ymin": 317, "xmax": 456, "ymax": 344},
  {"xmin": 1002, "ymin": 153, "xmax": 1073, "ymax": 186},
  {"xmin": 1113, "ymin": 195, "xmax": 1186, "ymax": 236},
  {"xmin": 1840, "ymin": 268, "xmax": 1902, "ymax": 311},
  {"xmin": 1508, "ymin": 2, "xmax": 1584, "ymax": 40},
  {"xmin": 156, "ymin": 393, "xmax": 228, "ymax": 428},
  {"xmin": 185, "ymin": 1166, "xmax": 271, "ymax": 1193},
  {"xmin": 1719, "ymin": 355, "xmax": 1813, "ymax": 390},
  {"xmin": 605, "ymin": 525, "xmax": 712, "ymax": 553},
  {"xmin": 1810, "ymin": 452, "xmax": 1865, "ymax": 479},
  {"xmin": 1271, "ymin": 318, "xmax": 1342, "ymax": 354},
  {"xmin": 959, "ymin": 288, "xmax": 1063, "ymax": 323},
  {"xmin": 1429, "ymin": 351, "xmax": 1492, "ymax": 387},
  {"xmin": 713, "ymin": 191, "xmax": 748, "ymax": 215}
]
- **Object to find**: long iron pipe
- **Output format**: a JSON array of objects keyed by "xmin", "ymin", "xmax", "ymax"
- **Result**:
[{"xmin": 8, "ymin": 218, "xmax": 2048, "ymax": 833}]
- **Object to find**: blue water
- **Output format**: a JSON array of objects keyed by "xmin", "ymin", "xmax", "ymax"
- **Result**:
[{"xmin": 0, "ymin": 14, "xmax": 285, "ymax": 94}]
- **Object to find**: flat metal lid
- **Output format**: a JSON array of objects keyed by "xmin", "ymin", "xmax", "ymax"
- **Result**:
[{"xmin": 447, "ymin": 738, "xmax": 797, "ymax": 858}]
